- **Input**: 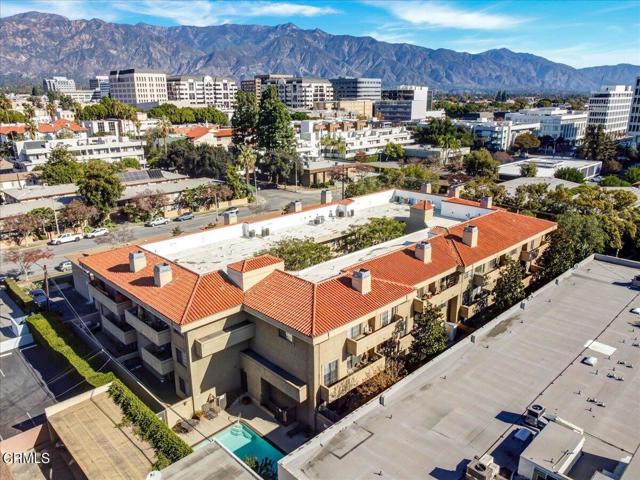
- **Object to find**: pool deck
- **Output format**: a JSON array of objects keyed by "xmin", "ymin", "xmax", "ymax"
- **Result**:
[{"xmin": 179, "ymin": 396, "xmax": 309, "ymax": 454}]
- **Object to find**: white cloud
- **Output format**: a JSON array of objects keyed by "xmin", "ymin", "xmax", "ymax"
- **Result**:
[{"xmin": 373, "ymin": 0, "xmax": 528, "ymax": 30}]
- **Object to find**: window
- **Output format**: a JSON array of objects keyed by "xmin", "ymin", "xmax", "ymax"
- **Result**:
[
  {"xmin": 278, "ymin": 328, "xmax": 293, "ymax": 343},
  {"xmin": 323, "ymin": 360, "xmax": 338, "ymax": 386},
  {"xmin": 380, "ymin": 310, "xmax": 391, "ymax": 326},
  {"xmin": 347, "ymin": 323, "xmax": 362, "ymax": 339},
  {"xmin": 178, "ymin": 376, "xmax": 189, "ymax": 395},
  {"xmin": 391, "ymin": 305, "xmax": 399, "ymax": 316},
  {"xmin": 175, "ymin": 348, "xmax": 186, "ymax": 367},
  {"xmin": 417, "ymin": 287, "xmax": 425, "ymax": 299},
  {"xmin": 347, "ymin": 354, "xmax": 361, "ymax": 371},
  {"xmin": 474, "ymin": 264, "xmax": 485, "ymax": 274},
  {"xmin": 489, "ymin": 258, "xmax": 498, "ymax": 270}
]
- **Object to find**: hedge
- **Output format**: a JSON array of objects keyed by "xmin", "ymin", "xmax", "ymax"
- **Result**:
[
  {"xmin": 26, "ymin": 312, "xmax": 115, "ymax": 387},
  {"xmin": 108, "ymin": 380, "xmax": 192, "ymax": 465},
  {"xmin": 5, "ymin": 279, "xmax": 35, "ymax": 313}
]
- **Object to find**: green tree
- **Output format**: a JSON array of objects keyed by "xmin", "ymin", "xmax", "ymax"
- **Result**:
[
  {"xmin": 519, "ymin": 161, "xmax": 538, "ymax": 177},
  {"xmin": 407, "ymin": 301, "xmax": 447, "ymax": 367},
  {"xmin": 22, "ymin": 102, "xmax": 35, "ymax": 120},
  {"xmin": 415, "ymin": 118, "xmax": 473, "ymax": 147},
  {"xmin": 232, "ymin": 91, "xmax": 259, "ymax": 145},
  {"xmin": 61, "ymin": 200, "xmax": 97, "ymax": 229},
  {"xmin": 27, "ymin": 207, "xmax": 56, "ymax": 238},
  {"xmin": 599, "ymin": 176, "xmax": 630, "ymax": 187},
  {"xmin": 243, "ymin": 456, "xmax": 277, "ymax": 480},
  {"xmin": 41, "ymin": 146, "xmax": 85, "ymax": 184},
  {"xmin": 463, "ymin": 148, "xmax": 499, "ymax": 178},
  {"xmin": 59, "ymin": 95, "xmax": 74, "ymax": 110},
  {"xmin": 77, "ymin": 160, "xmax": 124, "ymax": 221},
  {"xmin": 320, "ymin": 136, "xmax": 347, "ymax": 156},
  {"xmin": 24, "ymin": 119, "xmax": 38, "ymax": 140},
  {"xmin": 554, "ymin": 167, "xmax": 585, "ymax": 183},
  {"xmin": 345, "ymin": 176, "xmax": 382, "ymax": 197},
  {"xmin": 513, "ymin": 132, "xmax": 540, "ymax": 155},
  {"xmin": 224, "ymin": 164, "xmax": 249, "ymax": 199},
  {"xmin": 156, "ymin": 116, "xmax": 172, "ymax": 155},
  {"xmin": 45, "ymin": 101, "xmax": 57, "ymax": 120},
  {"xmin": 344, "ymin": 217, "xmax": 405, "ymax": 252},
  {"xmin": 493, "ymin": 258, "xmax": 525, "ymax": 311},
  {"xmin": 461, "ymin": 178, "xmax": 506, "ymax": 204},
  {"xmin": 257, "ymin": 87, "xmax": 296, "ymax": 153},
  {"xmin": 436, "ymin": 133, "xmax": 462, "ymax": 166},
  {"xmin": 116, "ymin": 157, "xmax": 141, "ymax": 170},
  {"xmin": 382, "ymin": 142, "xmax": 405, "ymax": 161},
  {"xmin": 258, "ymin": 149, "xmax": 300, "ymax": 185},
  {"xmin": 236, "ymin": 145, "xmax": 257, "ymax": 185},
  {"xmin": 263, "ymin": 238, "xmax": 332, "ymax": 270},
  {"xmin": 624, "ymin": 166, "xmax": 640, "ymax": 184}
]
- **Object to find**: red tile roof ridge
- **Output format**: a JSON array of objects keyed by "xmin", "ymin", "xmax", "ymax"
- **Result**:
[
  {"xmin": 180, "ymin": 275, "xmax": 203, "ymax": 325},
  {"xmin": 310, "ymin": 283, "xmax": 318, "ymax": 337}
]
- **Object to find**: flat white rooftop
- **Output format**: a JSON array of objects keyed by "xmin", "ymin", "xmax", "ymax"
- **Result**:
[
  {"xmin": 499, "ymin": 157, "xmax": 602, "ymax": 179},
  {"xmin": 142, "ymin": 189, "xmax": 490, "ymax": 277}
]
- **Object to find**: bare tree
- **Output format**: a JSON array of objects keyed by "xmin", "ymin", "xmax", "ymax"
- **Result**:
[
  {"xmin": 6, "ymin": 248, "xmax": 53, "ymax": 280},
  {"xmin": 2, "ymin": 214, "xmax": 37, "ymax": 245},
  {"xmin": 94, "ymin": 224, "xmax": 135, "ymax": 247},
  {"xmin": 61, "ymin": 200, "xmax": 98, "ymax": 230}
]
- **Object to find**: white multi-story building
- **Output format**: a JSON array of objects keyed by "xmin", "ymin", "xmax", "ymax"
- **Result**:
[
  {"xmin": 166, "ymin": 75, "xmax": 237, "ymax": 110},
  {"xmin": 13, "ymin": 136, "xmax": 146, "ymax": 171},
  {"xmin": 330, "ymin": 77, "xmax": 382, "ymax": 100},
  {"xmin": 109, "ymin": 69, "xmax": 168, "ymax": 107},
  {"xmin": 587, "ymin": 85, "xmax": 633, "ymax": 137},
  {"xmin": 263, "ymin": 77, "xmax": 333, "ymax": 109},
  {"xmin": 455, "ymin": 120, "xmax": 540, "ymax": 151},
  {"xmin": 89, "ymin": 75, "xmax": 110, "ymax": 98},
  {"xmin": 42, "ymin": 76, "xmax": 76, "ymax": 94},
  {"xmin": 627, "ymin": 76, "xmax": 640, "ymax": 145},
  {"xmin": 81, "ymin": 116, "xmax": 158, "ymax": 138},
  {"xmin": 382, "ymin": 85, "xmax": 433, "ymax": 109},
  {"xmin": 375, "ymin": 85, "xmax": 433, "ymax": 122},
  {"xmin": 296, "ymin": 120, "xmax": 413, "ymax": 160},
  {"xmin": 505, "ymin": 107, "xmax": 588, "ymax": 144}
]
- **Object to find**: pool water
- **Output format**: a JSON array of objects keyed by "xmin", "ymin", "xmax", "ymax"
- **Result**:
[{"xmin": 195, "ymin": 422, "xmax": 284, "ymax": 465}]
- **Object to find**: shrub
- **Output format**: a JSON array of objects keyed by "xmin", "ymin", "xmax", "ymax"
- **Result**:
[
  {"xmin": 5, "ymin": 279, "xmax": 35, "ymax": 312},
  {"xmin": 108, "ymin": 380, "xmax": 192, "ymax": 463}
]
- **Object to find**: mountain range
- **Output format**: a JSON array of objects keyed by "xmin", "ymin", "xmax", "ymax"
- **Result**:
[{"xmin": 1, "ymin": 12, "xmax": 639, "ymax": 93}]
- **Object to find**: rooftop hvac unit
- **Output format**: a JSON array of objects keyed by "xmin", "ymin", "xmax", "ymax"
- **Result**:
[
  {"xmin": 337, "ymin": 210, "xmax": 346, "ymax": 217},
  {"xmin": 524, "ymin": 403, "xmax": 549, "ymax": 429},
  {"xmin": 262, "ymin": 227, "xmax": 270, "ymax": 237},
  {"xmin": 248, "ymin": 229, "xmax": 256, "ymax": 238},
  {"xmin": 348, "ymin": 210, "xmax": 355, "ymax": 217},
  {"xmin": 465, "ymin": 454, "xmax": 499, "ymax": 480}
]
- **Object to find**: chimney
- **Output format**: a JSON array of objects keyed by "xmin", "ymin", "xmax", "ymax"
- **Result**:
[
  {"xmin": 462, "ymin": 225, "xmax": 479, "ymax": 248},
  {"xmin": 129, "ymin": 250, "xmax": 146, "ymax": 272},
  {"xmin": 223, "ymin": 211, "xmax": 237, "ymax": 225},
  {"xmin": 352, "ymin": 269, "xmax": 371, "ymax": 295},
  {"xmin": 321, "ymin": 189, "xmax": 332, "ymax": 204},
  {"xmin": 415, "ymin": 241, "xmax": 432, "ymax": 264},
  {"xmin": 293, "ymin": 200, "xmax": 302, "ymax": 213},
  {"xmin": 480, "ymin": 196, "xmax": 493, "ymax": 209},
  {"xmin": 420, "ymin": 182, "xmax": 432, "ymax": 194},
  {"xmin": 153, "ymin": 263, "xmax": 172, "ymax": 287},
  {"xmin": 448, "ymin": 185, "xmax": 463, "ymax": 198}
]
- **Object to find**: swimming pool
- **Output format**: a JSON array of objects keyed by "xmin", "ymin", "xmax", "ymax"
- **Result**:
[{"xmin": 195, "ymin": 422, "xmax": 284, "ymax": 465}]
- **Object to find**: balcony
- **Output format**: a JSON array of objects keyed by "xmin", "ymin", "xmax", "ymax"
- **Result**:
[
  {"xmin": 459, "ymin": 292, "xmax": 491, "ymax": 320},
  {"xmin": 101, "ymin": 313, "xmax": 136, "ymax": 346},
  {"xmin": 195, "ymin": 321, "xmax": 255, "ymax": 358},
  {"xmin": 473, "ymin": 267, "xmax": 503, "ymax": 289},
  {"xmin": 319, "ymin": 353, "xmax": 386, "ymax": 403},
  {"xmin": 346, "ymin": 317, "xmax": 402, "ymax": 356},
  {"xmin": 240, "ymin": 350, "xmax": 307, "ymax": 403},
  {"xmin": 88, "ymin": 282, "xmax": 131, "ymax": 316},
  {"xmin": 520, "ymin": 241, "xmax": 549, "ymax": 262},
  {"xmin": 141, "ymin": 345, "xmax": 174, "ymax": 376},
  {"xmin": 125, "ymin": 308, "xmax": 170, "ymax": 346}
]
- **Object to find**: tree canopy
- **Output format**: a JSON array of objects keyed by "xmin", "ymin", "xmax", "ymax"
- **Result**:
[
  {"xmin": 231, "ymin": 91, "xmax": 259, "ymax": 145},
  {"xmin": 147, "ymin": 103, "xmax": 228, "ymax": 125},
  {"xmin": 155, "ymin": 140, "xmax": 233, "ymax": 178},
  {"xmin": 415, "ymin": 118, "xmax": 473, "ymax": 147},
  {"xmin": 493, "ymin": 258, "xmax": 525, "ymax": 311},
  {"xmin": 256, "ymin": 87, "xmax": 296, "ymax": 153},
  {"xmin": 382, "ymin": 142, "xmax": 405, "ymax": 161},
  {"xmin": 344, "ymin": 217, "xmax": 405, "ymax": 252},
  {"xmin": 77, "ymin": 97, "xmax": 138, "ymax": 121},
  {"xmin": 262, "ymin": 238, "xmax": 332, "ymax": 270},
  {"xmin": 77, "ymin": 160, "xmax": 124, "ymax": 220},
  {"xmin": 463, "ymin": 148, "xmax": 499, "ymax": 178},
  {"xmin": 41, "ymin": 145, "xmax": 85, "ymax": 185},
  {"xmin": 407, "ymin": 301, "xmax": 447, "ymax": 367},
  {"xmin": 513, "ymin": 132, "xmax": 540, "ymax": 153},
  {"xmin": 554, "ymin": 167, "xmax": 585, "ymax": 183}
]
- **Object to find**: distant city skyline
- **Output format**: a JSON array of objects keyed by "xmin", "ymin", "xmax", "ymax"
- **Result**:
[{"xmin": 2, "ymin": 0, "xmax": 638, "ymax": 69}]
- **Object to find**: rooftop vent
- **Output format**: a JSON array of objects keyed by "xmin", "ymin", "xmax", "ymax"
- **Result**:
[
  {"xmin": 462, "ymin": 225, "xmax": 478, "ymax": 248},
  {"xmin": 480, "ymin": 196, "xmax": 493, "ymax": 209},
  {"xmin": 352, "ymin": 269, "xmax": 371, "ymax": 295},
  {"xmin": 153, "ymin": 263, "xmax": 172, "ymax": 288},
  {"xmin": 223, "ymin": 211, "xmax": 237, "ymax": 225},
  {"xmin": 420, "ymin": 182, "xmax": 432, "ymax": 194},
  {"xmin": 447, "ymin": 184, "xmax": 464, "ymax": 198},
  {"xmin": 321, "ymin": 189, "xmax": 332, "ymax": 204},
  {"xmin": 129, "ymin": 250, "xmax": 146, "ymax": 272}
]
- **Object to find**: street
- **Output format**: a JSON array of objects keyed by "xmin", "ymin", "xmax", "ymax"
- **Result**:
[{"xmin": 1, "ymin": 187, "xmax": 335, "ymax": 278}]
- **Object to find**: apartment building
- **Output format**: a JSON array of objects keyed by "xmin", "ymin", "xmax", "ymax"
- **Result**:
[
  {"xmin": 0, "ymin": 119, "xmax": 87, "ymax": 143},
  {"xmin": 506, "ymin": 107, "xmax": 588, "ymax": 144},
  {"xmin": 42, "ymin": 76, "xmax": 76, "ymax": 94},
  {"xmin": 329, "ymin": 77, "xmax": 382, "ymax": 101},
  {"xmin": 263, "ymin": 77, "xmax": 334, "ymax": 109},
  {"xmin": 76, "ymin": 188, "xmax": 555, "ymax": 431},
  {"xmin": 296, "ymin": 120, "xmax": 414, "ymax": 160},
  {"xmin": 109, "ymin": 69, "xmax": 168, "ymax": 107},
  {"xmin": 13, "ymin": 135, "xmax": 146, "ymax": 171},
  {"xmin": 89, "ymin": 75, "xmax": 110, "ymax": 98},
  {"xmin": 313, "ymin": 99, "xmax": 374, "ymax": 119},
  {"xmin": 240, "ymin": 74, "xmax": 293, "ymax": 102},
  {"xmin": 628, "ymin": 76, "xmax": 640, "ymax": 145},
  {"xmin": 587, "ymin": 85, "xmax": 633, "ymax": 137},
  {"xmin": 166, "ymin": 75, "xmax": 237, "ymax": 110},
  {"xmin": 454, "ymin": 119, "xmax": 541, "ymax": 151}
]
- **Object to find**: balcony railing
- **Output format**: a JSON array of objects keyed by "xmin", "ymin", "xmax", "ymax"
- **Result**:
[
  {"xmin": 460, "ymin": 291, "xmax": 491, "ymax": 320},
  {"xmin": 345, "ymin": 317, "xmax": 403, "ymax": 356},
  {"xmin": 88, "ymin": 282, "xmax": 131, "ymax": 316},
  {"xmin": 141, "ymin": 345, "xmax": 174, "ymax": 376},
  {"xmin": 101, "ymin": 313, "xmax": 136, "ymax": 346},
  {"xmin": 125, "ymin": 308, "xmax": 170, "ymax": 346},
  {"xmin": 473, "ymin": 266, "xmax": 503, "ymax": 289},
  {"xmin": 319, "ymin": 353, "xmax": 386, "ymax": 403},
  {"xmin": 520, "ymin": 241, "xmax": 549, "ymax": 262},
  {"xmin": 195, "ymin": 321, "xmax": 255, "ymax": 358}
]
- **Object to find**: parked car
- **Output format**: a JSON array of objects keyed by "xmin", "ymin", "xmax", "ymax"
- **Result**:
[
  {"xmin": 30, "ymin": 288, "xmax": 48, "ymax": 308},
  {"xmin": 56, "ymin": 260, "xmax": 73, "ymax": 272},
  {"xmin": 146, "ymin": 217, "xmax": 169, "ymax": 227},
  {"xmin": 175, "ymin": 211, "xmax": 194, "ymax": 222},
  {"xmin": 224, "ymin": 207, "xmax": 239, "ymax": 216},
  {"xmin": 85, "ymin": 227, "xmax": 109, "ymax": 239},
  {"xmin": 50, "ymin": 233, "xmax": 82, "ymax": 245}
]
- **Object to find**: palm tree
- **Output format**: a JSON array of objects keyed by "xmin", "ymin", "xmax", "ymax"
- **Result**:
[
  {"xmin": 46, "ymin": 101, "xmax": 57, "ymax": 121},
  {"xmin": 22, "ymin": 103, "xmax": 35, "ymax": 120},
  {"xmin": 24, "ymin": 119, "xmax": 38, "ymax": 140},
  {"xmin": 156, "ymin": 116, "xmax": 172, "ymax": 155},
  {"xmin": 236, "ymin": 145, "xmax": 257, "ymax": 185},
  {"xmin": 436, "ymin": 133, "xmax": 461, "ymax": 166}
]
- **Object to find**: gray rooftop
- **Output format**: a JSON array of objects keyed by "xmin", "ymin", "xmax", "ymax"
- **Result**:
[
  {"xmin": 280, "ymin": 254, "xmax": 640, "ymax": 480},
  {"xmin": 499, "ymin": 176, "xmax": 580, "ymax": 195}
]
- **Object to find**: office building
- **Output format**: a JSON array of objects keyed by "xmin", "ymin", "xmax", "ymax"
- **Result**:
[
  {"xmin": 375, "ymin": 85, "xmax": 433, "ymax": 122},
  {"xmin": 628, "ymin": 76, "xmax": 640, "ymax": 145},
  {"xmin": 261, "ymin": 77, "xmax": 333, "ymax": 109},
  {"xmin": 167, "ymin": 75, "xmax": 237, "ymax": 110},
  {"xmin": 455, "ymin": 119, "xmax": 541, "ymax": 151},
  {"xmin": 240, "ymin": 74, "xmax": 293, "ymax": 102},
  {"xmin": 506, "ymin": 107, "xmax": 588, "ymax": 144},
  {"xmin": 109, "ymin": 69, "xmax": 168, "ymax": 107},
  {"xmin": 42, "ymin": 76, "xmax": 76, "ymax": 94},
  {"xmin": 313, "ymin": 99, "xmax": 374, "ymax": 119},
  {"xmin": 587, "ymin": 85, "xmax": 633, "ymax": 137},
  {"xmin": 89, "ymin": 75, "xmax": 110, "ymax": 98},
  {"xmin": 329, "ymin": 77, "xmax": 381, "ymax": 101},
  {"xmin": 75, "ymin": 188, "xmax": 555, "ymax": 431},
  {"xmin": 382, "ymin": 85, "xmax": 433, "ymax": 110}
]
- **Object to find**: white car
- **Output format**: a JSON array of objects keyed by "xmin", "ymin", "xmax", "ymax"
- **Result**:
[
  {"xmin": 85, "ymin": 227, "xmax": 109, "ymax": 239},
  {"xmin": 51, "ymin": 233, "xmax": 82, "ymax": 245},
  {"xmin": 146, "ymin": 217, "xmax": 169, "ymax": 227}
]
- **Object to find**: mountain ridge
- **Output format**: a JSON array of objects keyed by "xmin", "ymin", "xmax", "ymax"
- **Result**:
[{"xmin": 1, "ymin": 11, "xmax": 638, "ymax": 92}]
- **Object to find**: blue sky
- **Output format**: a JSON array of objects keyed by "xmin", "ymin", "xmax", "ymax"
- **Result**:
[{"xmin": 2, "ymin": 0, "xmax": 639, "ymax": 68}]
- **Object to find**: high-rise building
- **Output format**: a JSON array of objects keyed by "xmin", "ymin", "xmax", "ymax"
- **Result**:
[
  {"xmin": 330, "ymin": 77, "xmax": 382, "ymax": 100},
  {"xmin": 42, "ymin": 76, "xmax": 76, "ymax": 94},
  {"xmin": 587, "ymin": 85, "xmax": 633, "ymax": 137},
  {"xmin": 263, "ymin": 77, "xmax": 333, "ymax": 109},
  {"xmin": 166, "ymin": 75, "xmax": 237, "ymax": 110},
  {"xmin": 108, "ymin": 69, "xmax": 168, "ymax": 107},
  {"xmin": 240, "ymin": 74, "xmax": 293, "ymax": 102},
  {"xmin": 505, "ymin": 107, "xmax": 588, "ymax": 145},
  {"xmin": 627, "ymin": 76, "xmax": 640, "ymax": 146},
  {"xmin": 382, "ymin": 85, "xmax": 433, "ymax": 110},
  {"xmin": 375, "ymin": 85, "xmax": 434, "ymax": 122},
  {"xmin": 89, "ymin": 75, "xmax": 110, "ymax": 98}
]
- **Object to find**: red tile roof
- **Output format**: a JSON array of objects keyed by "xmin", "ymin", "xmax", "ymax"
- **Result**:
[
  {"xmin": 412, "ymin": 200, "xmax": 433, "ymax": 210},
  {"xmin": 39, "ymin": 120, "xmax": 86, "ymax": 133},
  {"xmin": 443, "ymin": 197, "xmax": 482, "ymax": 207},
  {"xmin": 0, "ymin": 125, "xmax": 26, "ymax": 135},
  {"xmin": 215, "ymin": 128, "xmax": 233, "ymax": 138},
  {"xmin": 184, "ymin": 127, "xmax": 211, "ymax": 140},
  {"xmin": 228, "ymin": 254, "xmax": 283, "ymax": 273}
]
